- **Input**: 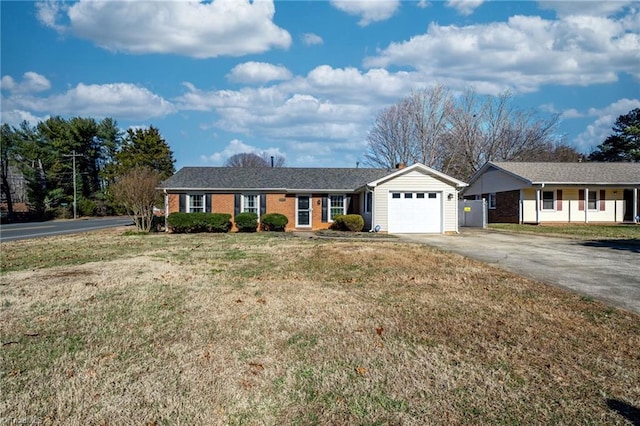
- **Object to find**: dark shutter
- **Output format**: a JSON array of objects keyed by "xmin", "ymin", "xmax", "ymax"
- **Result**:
[
  {"xmin": 600, "ymin": 190, "xmax": 606, "ymax": 211},
  {"xmin": 234, "ymin": 194, "xmax": 241, "ymax": 216},
  {"xmin": 321, "ymin": 196, "xmax": 328, "ymax": 222},
  {"xmin": 346, "ymin": 196, "xmax": 352, "ymax": 214},
  {"xmin": 557, "ymin": 190, "xmax": 563, "ymax": 211},
  {"xmin": 205, "ymin": 194, "xmax": 212, "ymax": 213},
  {"xmin": 260, "ymin": 193, "xmax": 267, "ymax": 217},
  {"xmin": 179, "ymin": 194, "xmax": 186, "ymax": 212},
  {"xmin": 578, "ymin": 189, "xmax": 585, "ymax": 211}
]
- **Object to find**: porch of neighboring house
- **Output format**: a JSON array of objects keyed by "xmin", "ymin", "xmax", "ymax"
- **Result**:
[{"xmin": 519, "ymin": 186, "xmax": 639, "ymax": 224}]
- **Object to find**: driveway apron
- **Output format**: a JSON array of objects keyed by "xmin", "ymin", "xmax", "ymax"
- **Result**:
[{"xmin": 397, "ymin": 229, "xmax": 640, "ymax": 315}]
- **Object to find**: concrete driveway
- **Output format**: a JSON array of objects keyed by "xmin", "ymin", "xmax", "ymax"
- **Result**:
[{"xmin": 397, "ymin": 229, "xmax": 640, "ymax": 314}]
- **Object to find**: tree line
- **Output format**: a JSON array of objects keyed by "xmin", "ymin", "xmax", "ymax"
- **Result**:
[{"xmin": 1, "ymin": 117, "xmax": 175, "ymax": 222}]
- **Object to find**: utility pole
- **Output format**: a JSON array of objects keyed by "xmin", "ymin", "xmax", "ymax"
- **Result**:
[{"xmin": 63, "ymin": 150, "xmax": 82, "ymax": 219}]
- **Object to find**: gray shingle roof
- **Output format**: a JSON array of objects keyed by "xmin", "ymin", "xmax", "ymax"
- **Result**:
[
  {"xmin": 489, "ymin": 162, "xmax": 640, "ymax": 185},
  {"xmin": 159, "ymin": 167, "xmax": 396, "ymax": 191}
]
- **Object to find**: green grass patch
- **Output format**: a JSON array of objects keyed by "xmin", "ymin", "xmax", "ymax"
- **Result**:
[{"xmin": 489, "ymin": 223, "xmax": 640, "ymax": 240}]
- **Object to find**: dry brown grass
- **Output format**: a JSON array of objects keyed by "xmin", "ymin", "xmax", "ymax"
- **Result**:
[{"xmin": 1, "ymin": 229, "xmax": 639, "ymax": 425}]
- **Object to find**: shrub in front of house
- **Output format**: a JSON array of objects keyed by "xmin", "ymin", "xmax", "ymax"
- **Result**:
[
  {"xmin": 167, "ymin": 212, "xmax": 232, "ymax": 233},
  {"xmin": 330, "ymin": 214, "xmax": 364, "ymax": 232},
  {"xmin": 260, "ymin": 213, "xmax": 288, "ymax": 232},
  {"xmin": 235, "ymin": 212, "xmax": 259, "ymax": 232}
]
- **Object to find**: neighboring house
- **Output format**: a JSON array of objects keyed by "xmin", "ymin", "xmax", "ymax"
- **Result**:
[
  {"xmin": 159, "ymin": 163, "xmax": 467, "ymax": 233},
  {"xmin": 464, "ymin": 162, "xmax": 640, "ymax": 224}
]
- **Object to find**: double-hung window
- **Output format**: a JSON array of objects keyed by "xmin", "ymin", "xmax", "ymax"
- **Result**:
[
  {"xmin": 587, "ymin": 190, "xmax": 598, "ymax": 210},
  {"xmin": 329, "ymin": 195, "xmax": 345, "ymax": 221},
  {"xmin": 242, "ymin": 194, "xmax": 259, "ymax": 214},
  {"xmin": 188, "ymin": 194, "xmax": 204, "ymax": 213},
  {"xmin": 542, "ymin": 191, "xmax": 555, "ymax": 210}
]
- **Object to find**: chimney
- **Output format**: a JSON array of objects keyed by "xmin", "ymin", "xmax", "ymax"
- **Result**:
[{"xmin": 395, "ymin": 162, "xmax": 406, "ymax": 169}]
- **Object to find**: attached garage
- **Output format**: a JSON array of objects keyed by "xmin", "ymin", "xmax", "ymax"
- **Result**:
[
  {"xmin": 368, "ymin": 164, "xmax": 467, "ymax": 234},
  {"xmin": 388, "ymin": 191, "xmax": 442, "ymax": 233}
]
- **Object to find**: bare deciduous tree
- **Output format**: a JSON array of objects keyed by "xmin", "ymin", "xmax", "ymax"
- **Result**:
[
  {"xmin": 111, "ymin": 167, "xmax": 161, "ymax": 232},
  {"xmin": 408, "ymin": 85, "xmax": 453, "ymax": 168},
  {"xmin": 365, "ymin": 85, "xmax": 568, "ymax": 180},
  {"xmin": 225, "ymin": 152, "xmax": 285, "ymax": 167},
  {"xmin": 364, "ymin": 101, "xmax": 415, "ymax": 168}
]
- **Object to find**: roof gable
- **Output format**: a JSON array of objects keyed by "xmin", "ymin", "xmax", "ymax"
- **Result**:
[
  {"xmin": 488, "ymin": 162, "xmax": 640, "ymax": 185},
  {"xmin": 367, "ymin": 163, "xmax": 467, "ymax": 188}
]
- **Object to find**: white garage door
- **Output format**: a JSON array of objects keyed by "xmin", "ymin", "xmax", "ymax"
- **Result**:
[{"xmin": 388, "ymin": 191, "xmax": 442, "ymax": 233}]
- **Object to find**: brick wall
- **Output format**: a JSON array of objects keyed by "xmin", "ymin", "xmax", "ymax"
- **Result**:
[{"xmin": 489, "ymin": 190, "xmax": 520, "ymax": 223}]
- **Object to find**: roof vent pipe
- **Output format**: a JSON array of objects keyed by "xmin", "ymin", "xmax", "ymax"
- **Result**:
[{"xmin": 271, "ymin": 156, "xmax": 274, "ymax": 168}]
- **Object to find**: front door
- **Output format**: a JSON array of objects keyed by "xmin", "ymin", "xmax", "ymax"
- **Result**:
[{"xmin": 296, "ymin": 195, "xmax": 311, "ymax": 227}]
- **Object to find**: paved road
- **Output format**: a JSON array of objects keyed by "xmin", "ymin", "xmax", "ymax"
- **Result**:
[
  {"xmin": 0, "ymin": 217, "xmax": 133, "ymax": 242},
  {"xmin": 398, "ymin": 229, "xmax": 640, "ymax": 314}
]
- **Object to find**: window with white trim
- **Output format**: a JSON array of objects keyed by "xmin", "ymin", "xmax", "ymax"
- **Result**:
[
  {"xmin": 364, "ymin": 192, "xmax": 373, "ymax": 214},
  {"xmin": 587, "ymin": 190, "xmax": 598, "ymax": 210},
  {"xmin": 542, "ymin": 191, "xmax": 555, "ymax": 210},
  {"xmin": 488, "ymin": 193, "xmax": 496, "ymax": 209},
  {"xmin": 329, "ymin": 195, "xmax": 345, "ymax": 221},
  {"xmin": 242, "ymin": 194, "xmax": 259, "ymax": 214},
  {"xmin": 188, "ymin": 194, "xmax": 204, "ymax": 213}
]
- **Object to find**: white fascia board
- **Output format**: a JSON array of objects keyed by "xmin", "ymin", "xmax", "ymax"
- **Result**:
[{"xmin": 367, "ymin": 163, "xmax": 467, "ymax": 188}]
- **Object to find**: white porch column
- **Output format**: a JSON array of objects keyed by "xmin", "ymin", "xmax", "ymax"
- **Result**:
[
  {"xmin": 584, "ymin": 187, "xmax": 589, "ymax": 223},
  {"xmin": 634, "ymin": 187, "xmax": 638, "ymax": 223},
  {"xmin": 535, "ymin": 187, "xmax": 540, "ymax": 224}
]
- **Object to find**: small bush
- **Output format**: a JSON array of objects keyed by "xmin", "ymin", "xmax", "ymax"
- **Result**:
[
  {"xmin": 167, "ymin": 212, "xmax": 232, "ymax": 233},
  {"xmin": 134, "ymin": 215, "xmax": 164, "ymax": 232},
  {"xmin": 235, "ymin": 212, "xmax": 258, "ymax": 232},
  {"xmin": 78, "ymin": 198, "xmax": 97, "ymax": 217},
  {"xmin": 260, "ymin": 213, "xmax": 288, "ymax": 232},
  {"xmin": 330, "ymin": 214, "xmax": 364, "ymax": 232}
]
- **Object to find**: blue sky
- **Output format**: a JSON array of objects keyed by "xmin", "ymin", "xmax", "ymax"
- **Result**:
[{"xmin": 1, "ymin": 1, "xmax": 638, "ymax": 169}]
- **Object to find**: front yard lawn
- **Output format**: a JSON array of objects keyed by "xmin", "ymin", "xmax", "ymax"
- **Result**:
[{"xmin": 1, "ymin": 230, "xmax": 638, "ymax": 424}]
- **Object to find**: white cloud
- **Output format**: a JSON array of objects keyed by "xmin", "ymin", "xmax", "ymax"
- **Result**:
[
  {"xmin": 36, "ymin": 0, "xmax": 68, "ymax": 32},
  {"xmin": 417, "ymin": 1, "xmax": 430, "ymax": 9},
  {"xmin": 301, "ymin": 33, "xmax": 324, "ymax": 46},
  {"xmin": 445, "ymin": 0, "xmax": 484, "ymax": 16},
  {"xmin": 561, "ymin": 109, "xmax": 584, "ymax": 119},
  {"xmin": 364, "ymin": 11, "xmax": 640, "ymax": 93},
  {"xmin": 200, "ymin": 138, "xmax": 285, "ymax": 165},
  {"xmin": 0, "ymin": 72, "xmax": 51, "ymax": 94},
  {"xmin": 0, "ymin": 109, "xmax": 50, "ymax": 127},
  {"xmin": 177, "ymin": 64, "xmax": 422, "ymax": 146},
  {"xmin": 537, "ymin": 1, "xmax": 635, "ymax": 18},
  {"xmin": 573, "ymin": 98, "xmax": 640, "ymax": 152},
  {"xmin": 4, "ymin": 82, "xmax": 175, "ymax": 120},
  {"xmin": 330, "ymin": 0, "xmax": 400, "ymax": 26},
  {"xmin": 227, "ymin": 62, "xmax": 293, "ymax": 84},
  {"xmin": 38, "ymin": 0, "xmax": 292, "ymax": 58}
]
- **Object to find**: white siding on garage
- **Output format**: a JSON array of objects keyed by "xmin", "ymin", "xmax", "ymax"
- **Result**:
[{"xmin": 374, "ymin": 170, "xmax": 459, "ymax": 233}]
